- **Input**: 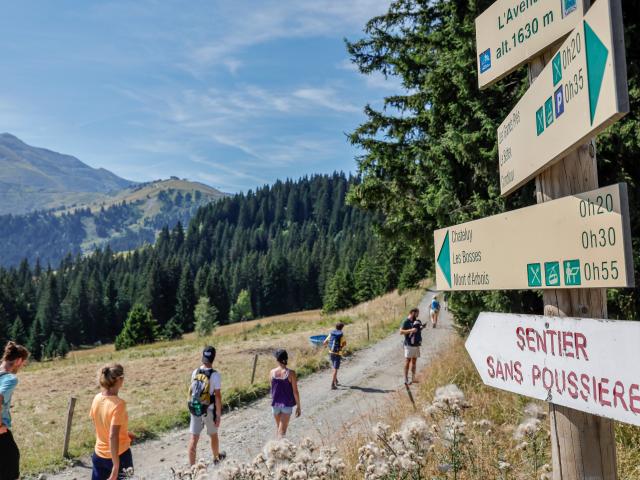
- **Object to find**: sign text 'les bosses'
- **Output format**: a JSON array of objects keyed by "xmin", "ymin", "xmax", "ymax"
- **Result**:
[
  {"xmin": 476, "ymin": 0, "xmax": 584, "ymax": 89},
  {"xmin": 497, "ymin": 0, "xmax": 628, "ymax": 196},
  {"xmin": 466, "ymin": 312, "xmax": 640, "ymax": 426},
  {"xmin": 433, "ymin": 183, "xmax": 634, "ymax": 291}
]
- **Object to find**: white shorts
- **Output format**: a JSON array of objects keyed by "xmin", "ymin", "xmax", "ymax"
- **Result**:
[
  {"xmin": 189, "ymin": 411, "xmax": 218, "ymax": 436},
  {"xmin": 404, "ymin": 346, "xmax": 421, "ymax": 359},
  {"xmin": 430, "ymin": 309, "xmax": 439, "ymax": 316}
]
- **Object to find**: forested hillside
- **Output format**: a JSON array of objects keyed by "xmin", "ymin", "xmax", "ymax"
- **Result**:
[
  {"xmin": 0, "ymin": 180, "xmax": 225, "ymax": 267},
  {"xmin": 0, "ymin": 174, "xmax": 410, "ymax": 360},
  {"xmin": 346, "ymin": 0, "xmax": 640, "ymax": 327}
]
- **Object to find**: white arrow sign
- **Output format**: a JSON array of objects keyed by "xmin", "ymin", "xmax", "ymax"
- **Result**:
[{"xmin": 466, "ymin": 312, "xmax": 640, "ymax": 426}]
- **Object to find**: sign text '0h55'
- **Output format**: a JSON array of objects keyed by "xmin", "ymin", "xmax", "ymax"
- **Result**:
[
  {"xmin": 433, "ymin": 183, "xmax": 633, "ymax": 291},
  {"xmin": 476, "ymin": 0, "xmax": 584, "ymax": 89},
  {"xmin": 497, "ymin": 0, "xmax": 628, "ymax": 196},
  {"xmin": 466, "ymin": 312, "xmax": 640, "ymax": 427}
]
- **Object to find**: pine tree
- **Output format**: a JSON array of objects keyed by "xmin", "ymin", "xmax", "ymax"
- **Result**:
[
  {"xmin": 9, "ymin": 315, "xmax": 27, "ymax": 344},
  {"xmin": 162, "ymin": 317, "xmax": 184, "ymax": 340},
  {"xmin": 174, "ymin": 265, "xmax": 196, "ymax": 331},
  {"xmin": 229, "ymin": 290, "xmax": 253, "ymax": 323},
  {"xmin": 194, "ymin": 296, "xmax": 219, "ymax": 337},
  {"xmin": 322, "ymin": 268, "xmax": 355, "ymax": 313},
  {"xmin": 44, "ymin": 333, "xmax": 59, "ymax": 360},
  {"xmin": 27, "ymin": 318, "xmax": 44, "ymax": 361},
  {"xmin": 115, "ymin": 304, "xmax": 160, "ymax": 350},
  {"xmin": 57, "ymin": 335, "xmax": 70, "ymax": 358}
]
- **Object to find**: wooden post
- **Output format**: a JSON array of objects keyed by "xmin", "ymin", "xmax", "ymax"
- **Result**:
[
  {"xmin": 366, "ymin": 322, "xmax": 370, "ymax": 341},
  {"xmin": 529, "ymin": 9, "xmax": 617, "ymax": 476},
  {"xmin": 62, "ymin": 397, "xmax": 77, "ymax": 458},
  {"xmin": 250, "ymin": 354, "xmax": 258, "ymax": 385}
]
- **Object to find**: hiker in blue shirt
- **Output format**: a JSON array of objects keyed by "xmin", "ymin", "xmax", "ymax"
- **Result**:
[
  {"xmin": 0, "ymin": 341, "xmax": 30, "ymax": 480},
  {"xmin": 430, "ymin": 296, "xmax": 441, "ymax": 328},
  {"xmin": 323, "ymin": 322, "xmax": 347, "ymax": 390}
]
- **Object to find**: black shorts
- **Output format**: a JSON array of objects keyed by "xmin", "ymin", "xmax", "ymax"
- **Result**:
[
  {"xmin": 91, "ymin": 449, "xmax": 134, "ymax": 480},
  {"xmin": 0, "ymin": 429, "xmax": 20, "ymax": 480},
  {"xmin": 330, "ymin": 353, "xmax": 342, "ymax": 369}
]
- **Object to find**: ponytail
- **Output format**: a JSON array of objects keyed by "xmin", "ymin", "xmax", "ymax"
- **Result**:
[
  {"xmin": 98, "ymin": 363, "xmax": 124, "ymax": 389},
  {"xmin": 2, "ymin": 341, "xmax": 30, "ymax": 363}
]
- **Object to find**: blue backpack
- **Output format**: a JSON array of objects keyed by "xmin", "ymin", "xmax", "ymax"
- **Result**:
[
  {"xmin": 431, "ymin": 299, "xmax": 440, "ymax": 311},
  {"xmin": 328, "ymin": 330, "xmax": 344, "ymax": 354}
]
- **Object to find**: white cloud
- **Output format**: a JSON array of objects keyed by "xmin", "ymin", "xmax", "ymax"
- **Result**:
[{"xmin": 293, "ymin": 87, "xmax": 360, "ymax": 113}]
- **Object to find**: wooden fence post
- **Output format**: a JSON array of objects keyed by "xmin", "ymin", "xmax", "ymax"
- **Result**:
[
  {"xmin": 62, "ymin": 397, "xmax": 77, "ymax": 458},
  {"xmin": 529, "ymin": 6, "xmax": 618, "ymax": 475},
  {"xmin": 250, "ymin": 354, "xmax": 258, "ymax": 385},
  {"xmin": 366, "ymin": 323, "xmax": 370, "ymax": 341}
]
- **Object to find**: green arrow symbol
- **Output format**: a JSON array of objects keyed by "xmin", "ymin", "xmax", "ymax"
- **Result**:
[
  {"xmin": 437, "ymin": 231, "xmax": 452, "ymax": 288},
  {"xmin": 584, "ymin": 20, "xmax": 609, "ymax": 125}
]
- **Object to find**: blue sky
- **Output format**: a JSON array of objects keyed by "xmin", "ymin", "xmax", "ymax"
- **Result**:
[{"xmin": 0, "ymin": 0, "xmax": 399, "ymax": 192}]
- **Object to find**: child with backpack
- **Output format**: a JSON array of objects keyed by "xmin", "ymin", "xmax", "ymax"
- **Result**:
[
  {"xmin": 323, "ymin": 322, "xmax": 346, "ymax": 390},
  {"xmin": 0, "ymin": 341, "xmax": 30, "ymax": 480},
  {"xmin": 270, "ymin": 349, "xmax": 301, "ymax": 438},
  {"xmin": 430, "ymin": 296, "xmax": 441, "ymax": 328},
  {"xmin": 187, "ymin": 346, "xmax": 225, "ymax": 466}
]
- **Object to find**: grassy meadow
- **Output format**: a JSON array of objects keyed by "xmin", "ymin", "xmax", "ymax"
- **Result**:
[{"xmin": 13, "ymin": 287, "xmax": 426, "ymax": 475}]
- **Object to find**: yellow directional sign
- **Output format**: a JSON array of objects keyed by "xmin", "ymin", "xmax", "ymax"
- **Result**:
[
  {"xmin": 434, "ymin": 183, "xmax": 634, "ymax": 291},
  {"xmin": 497, "ymin": 0, "xmax": 628, "ymax": 196},
  {"xmin": 476, "ymin": 0, "xmax": 584, "ymax": 89}
]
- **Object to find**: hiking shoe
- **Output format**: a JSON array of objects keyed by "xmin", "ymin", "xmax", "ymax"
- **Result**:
[
  {"xmin": 404, "ymin": 378, "xmax": 411, "ymax": 385},
  {"xmin": 213, "ymin": 452, "xmax": 227, "ymax": 465},
  {"xmin": 331, "ymin": 383, "xmax": 337, "ymax": 390}
]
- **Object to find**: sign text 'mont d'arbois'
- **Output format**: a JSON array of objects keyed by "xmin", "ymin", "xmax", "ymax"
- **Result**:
[
  {"xmin": 466, "ymin": 312, "xmax": 640, "ymax": 426},
  {"xmin": 497, "ymin": 0, "xmax": 628, "ymax": 196},
  {"xmin": 433, "ymin": 183, "xmax": 634, "ymax": 291},
  {"xmin": 476, "ymin": 0, "xmax": 584, "ymax": 89}
]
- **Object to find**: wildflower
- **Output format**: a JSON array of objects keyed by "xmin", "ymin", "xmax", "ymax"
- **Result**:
[
  {"xmin": 524, "ymin": 403, "xmax": 547, "ymax": 419},
  {"xmin": 514, "ymin": 417, "xmax": 541, "ymax": 439},
  {"xmin": 498, "ymin": 461, "xmax": 512, "ymax": 471}
]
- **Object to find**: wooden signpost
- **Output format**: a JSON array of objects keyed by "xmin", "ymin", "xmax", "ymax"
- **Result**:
[
  {"xmin": 433, "ymin": 183, "xmax": 634, "ymax": 291},
  {"xmin": 467, "ymin": 312, "xmax": 640, "ymax": 426},
  {"xmin": 476, "ymin": 0, "xmax": 585, "ymax": 89},
  {"xmin": 497, "ymin": 0, "xmax": 628, "ymax": 196},
  {"xmin": 454, "ymin": 0, "xmax": 632, "ymax": 477}
]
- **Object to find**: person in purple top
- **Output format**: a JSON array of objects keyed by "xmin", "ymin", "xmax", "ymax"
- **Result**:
[{"xmin": 270, "ymin": 349, "xmax": 301, "ymax": 438}]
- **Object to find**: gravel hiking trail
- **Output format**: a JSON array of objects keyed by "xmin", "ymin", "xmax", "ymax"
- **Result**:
[{"xmin": 50, "ymin": 291, "xmax": 454, "ymax": 479}]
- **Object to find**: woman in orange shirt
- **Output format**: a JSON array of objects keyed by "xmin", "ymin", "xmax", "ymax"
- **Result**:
[{"xmin": 90, "ymin": 364, "xmax": 136, "ymax": 480}]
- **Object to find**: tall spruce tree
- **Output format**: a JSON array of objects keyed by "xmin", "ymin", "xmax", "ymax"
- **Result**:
[{"xmin": 174, "ymin": 265, "xmax": 196, "ymax": 330}]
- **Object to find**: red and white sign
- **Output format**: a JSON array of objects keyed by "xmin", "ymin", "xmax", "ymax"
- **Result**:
[{"xmin": 466, "ymin": 312, "xmax": 640, "ymax": 426}]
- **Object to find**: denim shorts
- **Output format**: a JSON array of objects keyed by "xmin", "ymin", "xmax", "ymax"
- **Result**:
[
  {"xmin": 272, "ymin": 405, "xmax": 294, "ymax": 415},
  {"xmin": 330, "ymin": 353, "xmax": 342, "ymax": 369}
]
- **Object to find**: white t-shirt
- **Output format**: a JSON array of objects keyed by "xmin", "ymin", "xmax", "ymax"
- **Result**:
[{"xmin": 191, "ymin": 367, "xmax": 222, "ymax": 411}]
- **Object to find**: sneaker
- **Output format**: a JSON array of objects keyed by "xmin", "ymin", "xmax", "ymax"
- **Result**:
[
  {"xmin": 331, "ymin": 383, "xmax": 337, "ymax": 390},
  {"xmin": 213, "ymin": 452, "xmax": 227, "ymax": 465},
  {"xmin": 404, "ymin": 378, "xmax": 411, "ymax": 385}
]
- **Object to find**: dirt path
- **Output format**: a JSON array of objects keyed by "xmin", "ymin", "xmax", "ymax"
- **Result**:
[{"xmin": 50, "ymin": 291, "xmax": 454, "ymax": 479}]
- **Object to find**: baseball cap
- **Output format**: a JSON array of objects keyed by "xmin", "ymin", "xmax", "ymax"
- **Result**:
[{"xmin": 202, "ymin": 346, "xmax": 216, "ymax": 364}]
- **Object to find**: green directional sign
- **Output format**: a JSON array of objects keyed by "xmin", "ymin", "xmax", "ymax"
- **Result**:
[
  {"xmin": 497, "ymin": 0, "xmax": 628, "ymax": 196},
  {"xmin": 584, "ymin": 20, "xmax": 609, "ymax": 125},
  {"xmin": 437, "ymin": 231, "xmax": 452, "ymax": 288}
]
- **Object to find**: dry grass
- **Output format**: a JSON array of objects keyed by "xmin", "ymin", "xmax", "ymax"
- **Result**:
[
  {"xmin": 337, "ymin": 336, "xmax": 640, "ymax": 479},
  {"xmin": 12, "ymin": 287, "xmax": 425, "ymax": 476}
]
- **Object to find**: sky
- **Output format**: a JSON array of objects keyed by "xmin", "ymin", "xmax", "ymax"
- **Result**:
[{"xmin": 0, "ymin": 0, "xmax": 399, "ymax": 193}]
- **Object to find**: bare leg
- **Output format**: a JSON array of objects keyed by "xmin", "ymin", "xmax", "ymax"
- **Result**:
[
  {"xmin": 274, "ymin": 413, "xmax": 282, "ymax": 438},
  {"xmin": 188, "ymin": 434, "xmax": 200, "ymax": 466},
  {"xmin": 209, "ymin": 433, "xmax": 220, "ymax": 459},
  {"xmin": 411, "ymin": 358, "xmax": 417, "ymax": 380},
  {"xmin": 332, "ymin": 368, "xmax": 338, "ymax": 386},
  {"xmin": 404, "ymin": 358, "xmax": 411, "ymax": 383},
  {"xmin": 278, "ymin": 413, "xmax": 292, "ymax": 438}
]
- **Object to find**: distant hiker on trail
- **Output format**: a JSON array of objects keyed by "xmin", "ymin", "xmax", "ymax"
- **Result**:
[
  {"xmin": 430, "ymin": 296, "xmax": 441, "ymax": 328},
  {"xmin": 0, "ymin": 341, "xmax": 29, "ymax": 480},
  {"xmin": 323, "ymin": 322, "xmax": 346, "ymax": 390},
  {"xmin": 270, "ymin": 349, "xmax": 301, "ymax": 438},
  {"xmin": 90, "ymin": 363, "xmax": 137, "ymax": 480},
  {"xmin": 399, "ymin": 308, "xmax": 425, "ymax": 385},
  {"xmin": 187, "ymin": 346, "xmax": 225, "ymax": 466}
]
